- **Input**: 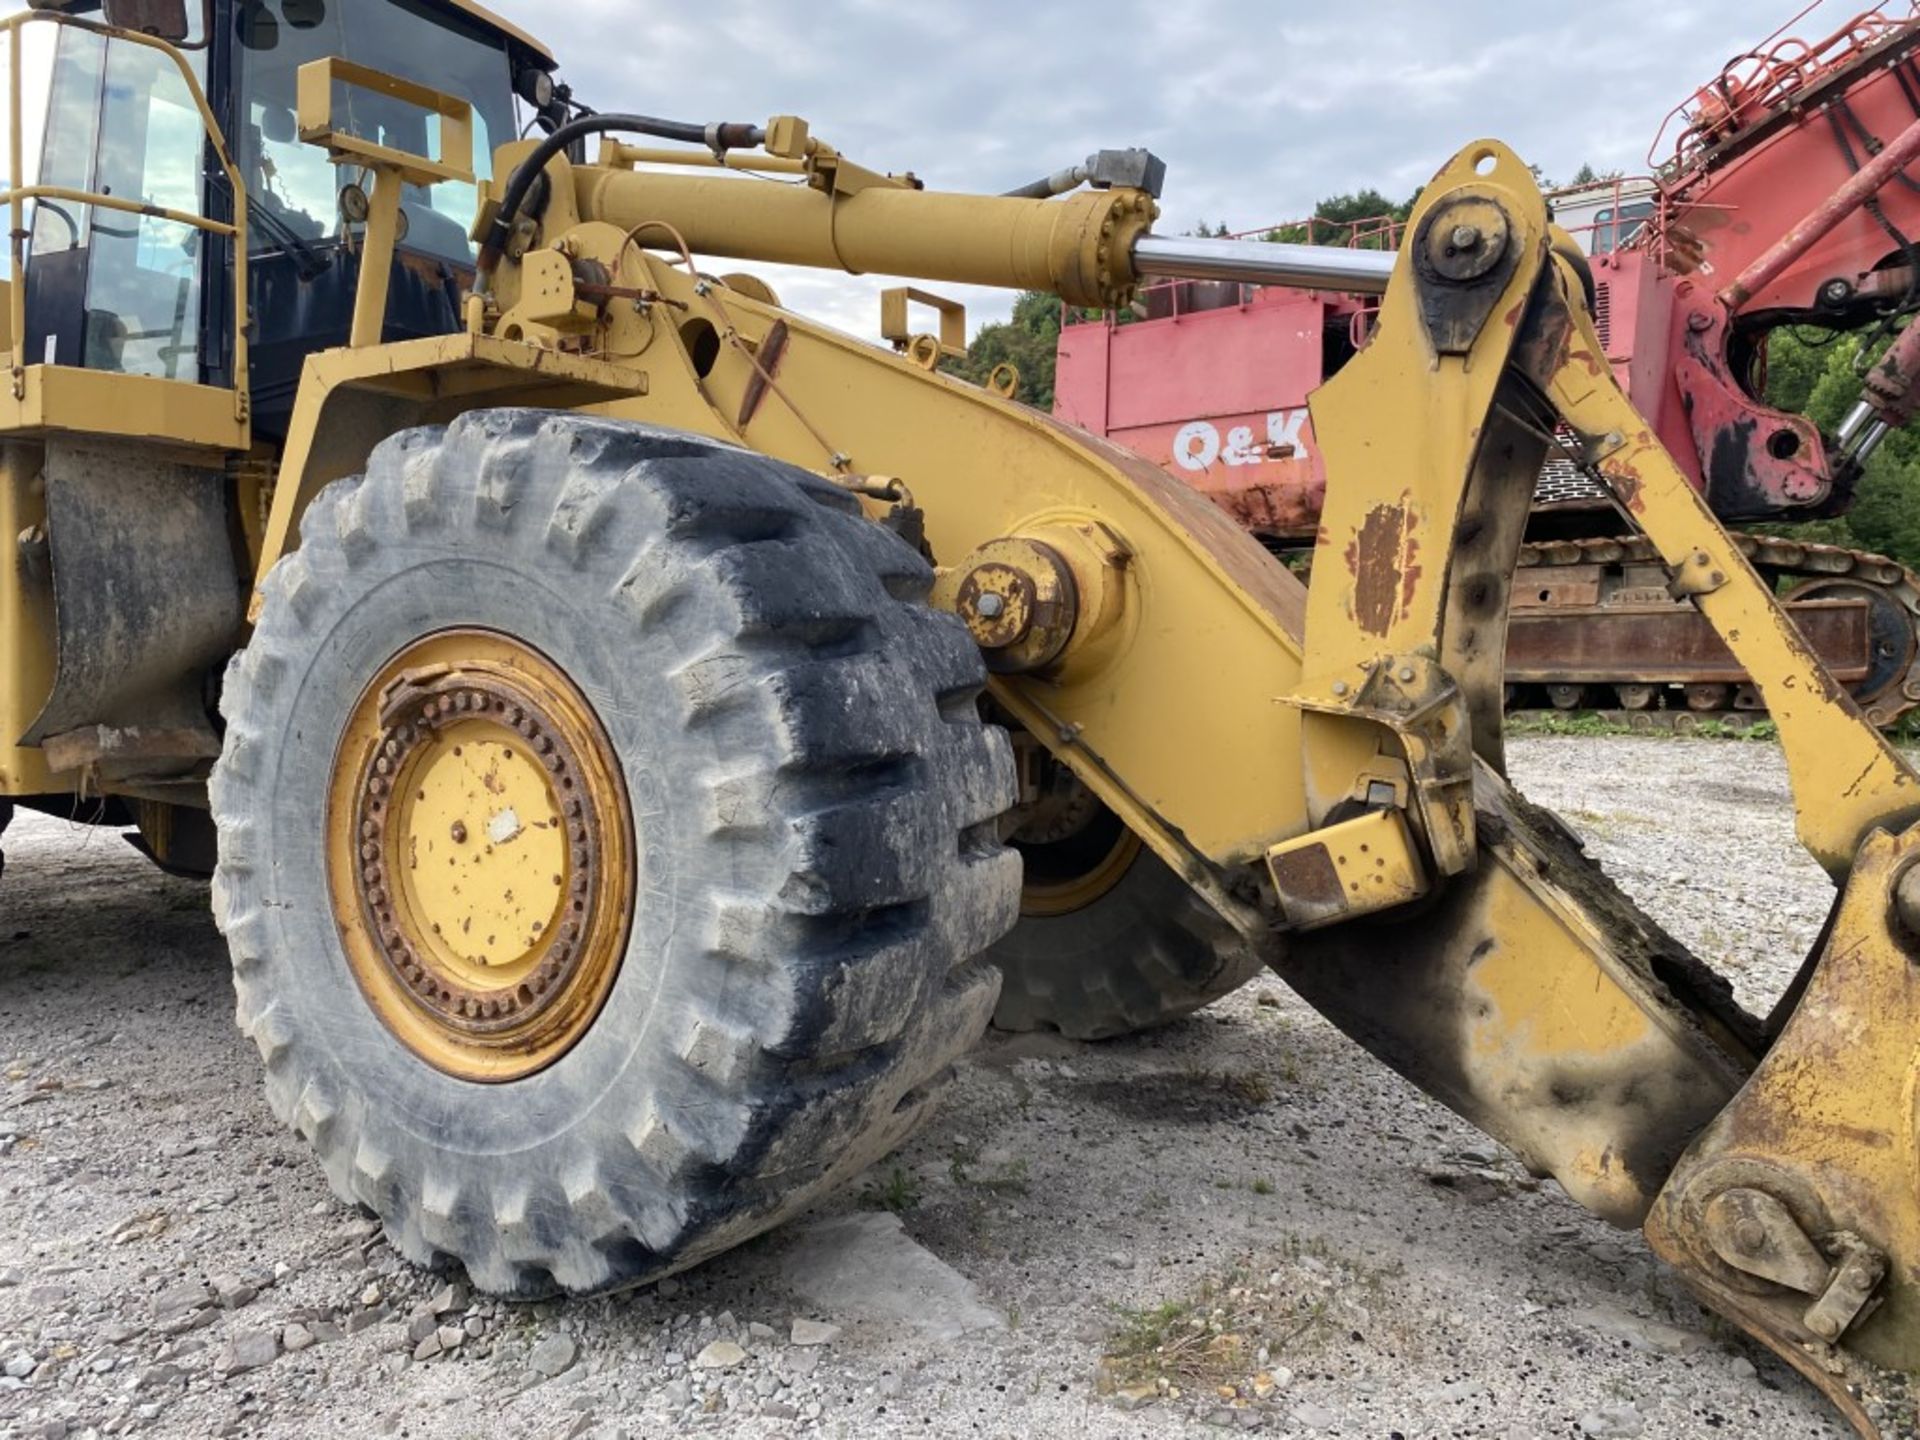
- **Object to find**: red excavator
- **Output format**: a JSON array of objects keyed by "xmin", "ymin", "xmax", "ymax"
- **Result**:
[{"xmin": 1055, "ymin": 1, "xmax": 1920, "ymax": 727}]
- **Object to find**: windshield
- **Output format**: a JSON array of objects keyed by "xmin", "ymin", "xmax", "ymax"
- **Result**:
[{"xmin": 234, "ymin": 0, "xmax": 514, "ymax": 262}]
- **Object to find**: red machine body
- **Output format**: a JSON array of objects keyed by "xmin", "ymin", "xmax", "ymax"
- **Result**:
[{"xmin": 1057, "ymin": 2, "xmax": 1920, "ymax": 545}]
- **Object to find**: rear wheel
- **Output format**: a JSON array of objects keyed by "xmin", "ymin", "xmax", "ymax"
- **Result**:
[
  {"xmin": 986, "ymin": 747, "xmax": 1264, "ymax": 1040},
  {"xmin": 211, "ymin": 410, "xmax": 1020, "ymax": 1295}
]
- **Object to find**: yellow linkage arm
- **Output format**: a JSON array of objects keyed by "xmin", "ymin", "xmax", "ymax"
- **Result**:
[{"xmin": 1544, "ymin": 267, "xmax": 1920, "ymax": 875}]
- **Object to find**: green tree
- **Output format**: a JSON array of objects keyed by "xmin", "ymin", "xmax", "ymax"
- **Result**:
[
  {"xmin": 1763, "ymin": 327, "xmax": 1920, "ymax": 568},
  {"xmin": 947, "ymin": 290, "xmax": 1065, "ymax": 409},
  {"xmin": 1266, "ymin": 187, "xmax": 1415, "ymax": 248}
]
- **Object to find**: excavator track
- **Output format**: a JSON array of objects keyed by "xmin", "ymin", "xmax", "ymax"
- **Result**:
[{"xmin": 1504, "ymin": 530, "xmax": 1920, "ymax": 729}]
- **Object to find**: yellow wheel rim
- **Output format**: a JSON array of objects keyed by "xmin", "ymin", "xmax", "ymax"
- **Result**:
[
  {"xmin": 325, "ymin": 629, "xmax": 634, "ymax": 1082},
  {"xmin": 1007, "ymin": 734, "xmax": 1142, "ymax": 918},
  {"xmin": 1020, "ymin": 824, "xmax": 1141, "ymax": 917}
]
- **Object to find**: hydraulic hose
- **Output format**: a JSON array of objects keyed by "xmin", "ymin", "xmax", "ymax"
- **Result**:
[{"xmin": 475, "ymin": 112, "xmax": 767, "ymax": 285}]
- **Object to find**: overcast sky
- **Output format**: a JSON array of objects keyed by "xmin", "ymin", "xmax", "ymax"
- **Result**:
[
  {"xmin": 476, "ymin": 0, "xmax": 1777, "ymax": 338},
  {"xmin": 0, "ymin": 0, "xmax": 1800, "ymax": 340}
]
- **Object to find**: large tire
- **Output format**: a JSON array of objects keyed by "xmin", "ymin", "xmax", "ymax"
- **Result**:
[
  {"xmin": 210, "ymin": 410, "xmax": 1020, "ymax": 1296},
  {"xmin": 987, "ymin": 782, "xmax": 1265, "ymax": 1040}
]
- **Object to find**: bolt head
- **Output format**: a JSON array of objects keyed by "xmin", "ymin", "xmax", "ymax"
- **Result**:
[
  {"xmin": 1734, "ymin": 1218, "xmax": 1767, "ymax": 1255},
  {"xmin": 1449, "ymin": 224, "xmax": 1481, "ymax": 251},
  {"xmin": 450, "ymin": 821, "xmax": 468, "ymax": 845},
  {"xmin": 1397, "ymin": 666, "xmax": 1416, "ymax": 683},
  {"xmin": 1809, "ymin": 1313, "xmax": 1841, "ymax": 1340},
  {"xmin": 1331, "ymin": 680, "xmax": 1349, "ymax": 697},
  {"xmin": 975, "ymin": 592, "xmax": 1005, "ymax": 619}
]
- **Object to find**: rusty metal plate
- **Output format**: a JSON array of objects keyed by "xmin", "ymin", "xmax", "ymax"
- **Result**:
[{"xmin": 1506, "ymin": 597, "xmax": 1871, "ymax": 684}]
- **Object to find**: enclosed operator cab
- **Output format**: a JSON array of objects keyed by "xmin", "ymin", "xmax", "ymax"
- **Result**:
[
  {"xmin": 0, "ymin": 0, "xmax": 563, "ymax": 839},
  {"xmin": 13, "ymin": 0, "xmax": 560, "ymax": 439}
]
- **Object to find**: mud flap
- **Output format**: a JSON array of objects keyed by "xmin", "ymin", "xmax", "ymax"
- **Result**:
[{"xmin": 24, "ymin": 438, "xmax": 241, "ymax": 777}]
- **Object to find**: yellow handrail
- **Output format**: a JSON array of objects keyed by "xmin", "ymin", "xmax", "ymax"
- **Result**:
[
  {"xmin": 0, "ymin": 185, "xmax": 240, "ymax": 238},
  {"xmin": 0, "ymin": 9, "xmax": 248, "ymax": 416}
]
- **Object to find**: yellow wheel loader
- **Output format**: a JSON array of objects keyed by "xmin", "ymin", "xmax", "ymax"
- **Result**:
[{"xmin": 3, "ymin": 0, "xmax": 1918, "ymax": 1431}]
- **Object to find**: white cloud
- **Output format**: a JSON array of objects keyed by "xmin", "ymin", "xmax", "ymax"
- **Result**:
[
  {"xmin": 479, "ymin": 0, "xmax": 1764, "ymax": 337},
  {"xmin": 0, "ymin": 0, "xmax": 1780, "ymax": 340}
]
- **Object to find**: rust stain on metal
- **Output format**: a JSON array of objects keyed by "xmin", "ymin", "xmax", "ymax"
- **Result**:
[
  {"xmin": 735, "ymin": 319, "xmax": 789, "ymax": 428},
  {"xmin": 1605, "ymin": 461, "xmax": 1645, "ymax": 515},
  {"xmin": 1346, "ymin": 500, "xmax": 1420, "ymax": 637}
]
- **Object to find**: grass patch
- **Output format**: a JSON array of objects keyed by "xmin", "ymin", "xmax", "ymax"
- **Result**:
[
  {"xmin": 1507, "ymin": 710, "xmax": 1779, "ymax": 741},
  {"xmin": 947, "ymin": 1142, "xmax": 1031, "ymax": 1194},
  {"xmin": 860, "ymin": 1164, "xmax": 920, "ymax": 1213},
  {"xmin": 1098, "ymin": 1239, "xmax": 1412, "ymax": 1399}
]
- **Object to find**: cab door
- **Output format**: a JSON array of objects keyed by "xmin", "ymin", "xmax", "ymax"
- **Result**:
[{"xmin": 24, "ymin": 22, "xmax": 211, "ymax": 380}]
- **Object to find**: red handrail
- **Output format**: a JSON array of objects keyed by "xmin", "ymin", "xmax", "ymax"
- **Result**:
[{"xmin": 1649, "ymin": 1, "xmax": 1919, "ymax": 175}]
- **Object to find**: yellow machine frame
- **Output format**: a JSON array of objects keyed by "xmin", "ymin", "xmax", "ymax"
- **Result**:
[{"xmin": 3, "ymin": 36, "xmax": 1917, "ymax": 1430}]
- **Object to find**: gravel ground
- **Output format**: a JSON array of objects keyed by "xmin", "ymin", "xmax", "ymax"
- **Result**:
[{"xmin": 0, "ymin": 737, "xmax": 1852, "ymax": 1439}]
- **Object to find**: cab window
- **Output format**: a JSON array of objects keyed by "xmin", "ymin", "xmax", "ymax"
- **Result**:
[{"xmin": 235, "ymin": 0, "xmax": 512, "ymax": 263}]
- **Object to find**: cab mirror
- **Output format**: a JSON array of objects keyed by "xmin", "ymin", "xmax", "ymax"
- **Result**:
[
  {"xmin": 259, "ymin": 103, "xmax": 296, "ymax": 145},
  {"xmin": 102, "ymin": 0, "xmax": 190, "ymax": 41}
]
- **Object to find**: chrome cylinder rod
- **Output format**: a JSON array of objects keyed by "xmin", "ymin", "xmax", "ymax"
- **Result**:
[{"xmin": 1131, "ymin": 234, "xmax": 1396, "ymax": 295}]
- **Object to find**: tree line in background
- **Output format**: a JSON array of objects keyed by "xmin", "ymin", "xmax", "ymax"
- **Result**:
[
  {"xmin": 950, "ymin": 180, "xmax": 1920, "ymax": 574},
  {"xmin": 1763, "ymin": 328, "xmax": 1920, "ymax": 569}
]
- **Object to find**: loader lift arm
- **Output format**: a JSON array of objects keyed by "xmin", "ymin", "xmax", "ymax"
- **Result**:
[{"xmin": 255, "ymin": 104, "xmax": 1920, "ymax": 1434}]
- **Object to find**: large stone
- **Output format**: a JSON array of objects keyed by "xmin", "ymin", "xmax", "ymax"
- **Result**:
[
  {"xmin": 209, "ymin": 1275, "xmax": 258, "ymax": 1311},
  {"xmin": 153, "ymin": 1281, "xmax": 213, "ymax": 1319},
  {"xmin": 1568, "ymin": 1305, "xmax": 1709, "ymax": 1357},
  {"xmin": 214, "ymin": 1331, "xmax": 279, "ymax": 1377},
  {"xmin": 789, "ymin": 1319, "xmax": 840, "ymax": 1347},
  {"xmin": 343, "ymin": 1306, "xmax": 390, "ymax": 1336},
  {"xmin": 427, "ymin": 1282, "xmax": 468, "ymax": 1316},
  {"xmin": 780, "ymin": 1212, "xmax": 1003, "ymax": 1343},
  {"xmin": 694, "ymin": 1340, "xmax": 747, "ymax": 1370},
  {"xmin": 528, "ymin": 1334, "xmax": 577, "ymax": 1378}
]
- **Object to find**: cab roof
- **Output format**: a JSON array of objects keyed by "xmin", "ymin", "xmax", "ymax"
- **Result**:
[{"xmin": 429, "ymin": 0, "xmax": 554, "ymax": 67}]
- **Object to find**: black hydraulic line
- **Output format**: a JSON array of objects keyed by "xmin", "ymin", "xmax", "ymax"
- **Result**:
[
  {"xmin": 1892, "ymin": 57, "xmax": 1920, "ymax": 121},
  {"xmin": 1822, "ymin": 105, "xmax": 1920, "ymax": 330},
  {"xmin": 475, "ymin": 112, "xmax": 767, "ymax": 283},
  {"xmin": 1837, "ymin": 95, "xmax": 1920, "ymax": 197}
]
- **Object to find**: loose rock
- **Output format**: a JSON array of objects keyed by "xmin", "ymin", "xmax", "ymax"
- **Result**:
[
  {"xmin": 213, "ymin": 1331, "xmax": 279, "ymax": 1377},
  {"xmin": 790, "ymin": 1318, "xmax": 840, "ymax": 1347},
  {"xmin": 529, "ymin": 1334, "xmax": 578, "ymax": 1379},
  {"xmin": 782, "ymin": 1212, "xmax": 1001, "ymax": 1343},
  {"xmin": 694, "ymin": 1339, "xmax": 747, "ymax": 1370},
  {"xmin": 1578, "ymin": 1402, "xmax": 1647, "ymax": 1439}
]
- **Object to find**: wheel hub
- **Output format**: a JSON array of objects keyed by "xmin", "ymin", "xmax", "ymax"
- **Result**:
[
  {"xmin": 1008, "ymin": 733, "xmax": 1141, "ymax": 917},
  {"xmin": 327, "ymin": 630, "xmax": 634, "ymax": 1082}
]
